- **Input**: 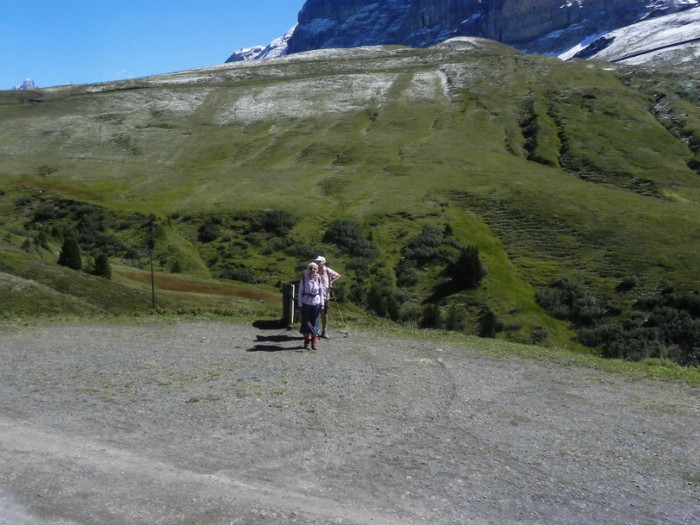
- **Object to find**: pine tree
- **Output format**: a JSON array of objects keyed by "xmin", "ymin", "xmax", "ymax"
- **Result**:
[
  {"xmin": 57, "ymin": 238, "xmax": 82, "ymax": 270},
  {"xmin": 446, "ymin": 245, "xmax": 486, "ymax": 289},
  {"xmin": 92, "ymin": 253, "xmax": 112, "ymax": 279}
]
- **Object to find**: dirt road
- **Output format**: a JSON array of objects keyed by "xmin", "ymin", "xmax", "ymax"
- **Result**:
[{"xmin": 0, "ymin": 320, "xmax": 698, "ymax": 524}]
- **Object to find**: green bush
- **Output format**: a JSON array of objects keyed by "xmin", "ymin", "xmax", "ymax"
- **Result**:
[
  {"xmin": 446, "ymin": 304, "xmax": 467, "ymax": 332},
  {"xmin": 576, "ymin": 299, "xmax": 700, "ymax": 365},
  {"xmin": 198, "ymin": 219, "xmax": 221, "ymax": 243},
  {"xmin": 367, "ymin": 283, "xmax": 401, "ymax": 320},
  {"xmin": 32, "ymin": 203, "xmax": 59, "ymax": 222},
  {"xmin": 402, "ymin": 225, "xmax": 460, "ymax": 267},
  {"xmin": 219, "ymin": 264, "xmax": 256, "ymax": 284},
  {"xmin": 577, "ymin": 323, "xmax": 663, "ymax": 361},
  {"xmin": 249, "ymin": 210, "xmax": 297, "ymax": 236},
  {"xmin": 616, "ymin": 275, "xmax": 638, "ymax": 292},
  {"xmin": 536, "ymin": 277, "xmax": 604, "ymax": 327},
  {"xmin": 25, "ymin": 196, "xmax": 138, "ymax": 258},
  {"xmin": 323, "ymin": 219, "xmax": 379, "ymax": 259},
  {"xmin": 395, "ymin": 257, "xmax": 419, "ymax": 287},
  {"xmin": 531, "ymin": 326, "xmax": 548, "ymax": 345}
]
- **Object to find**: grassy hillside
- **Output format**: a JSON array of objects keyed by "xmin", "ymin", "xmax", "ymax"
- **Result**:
[{"xmin": 1, "ymin": 38, "xmax": 699, "ymax": 363}]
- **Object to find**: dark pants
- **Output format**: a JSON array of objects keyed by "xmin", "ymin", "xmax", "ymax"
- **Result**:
[{"xmin": 300, "ymin": 304, "xmax": 321, "ymax": 335}]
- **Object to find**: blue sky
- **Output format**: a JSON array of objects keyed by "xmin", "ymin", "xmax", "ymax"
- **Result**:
[{"xmin": 1, "ymin": 0, "xmax": 305, "ymax": 90}]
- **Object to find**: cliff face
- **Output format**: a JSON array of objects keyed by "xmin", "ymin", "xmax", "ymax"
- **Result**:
[
  {"xmin": 480, "ymin": 0, "xmax": 648, "ymax": 52},
  {"xmin": 288, "ymin": 0, "xmax": 411, "ymax": 52},
  {"xmin": 286, "ymin": 0, "xmax": 649, "ymax": 55}
]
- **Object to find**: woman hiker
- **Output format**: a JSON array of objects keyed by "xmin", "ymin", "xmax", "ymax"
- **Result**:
[{"xmin": 297, "ymin": 262, "xmax": 325, "ymax": 349}]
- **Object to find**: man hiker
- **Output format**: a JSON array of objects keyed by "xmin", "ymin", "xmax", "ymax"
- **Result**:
[{"xmin": 313, "ymin": 256, "xmax": 341, "ymax": 338}]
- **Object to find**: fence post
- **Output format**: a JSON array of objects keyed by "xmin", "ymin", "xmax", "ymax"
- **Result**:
[{"xmin": 281, "ymin": 281, "xmax": 297, "ymax": 329}]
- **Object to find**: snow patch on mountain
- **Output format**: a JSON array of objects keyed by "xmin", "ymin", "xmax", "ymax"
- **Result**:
[
  {"xmin": 12, "ymin": 78, "xmax": 38, "ymax": 90},
  {"xmin": 228, "ymin": 1, "xmax": 699, "ymax": 70},
  {"xmin": 559, "ymin": 6, "xmax": 700, "ymax": 67},
  {"xmin": 226, "ymin": 26, "xmax": 296, "ymax": 62}
]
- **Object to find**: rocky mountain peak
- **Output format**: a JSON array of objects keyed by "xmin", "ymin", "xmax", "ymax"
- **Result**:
[
  {"xmin": 226, "ymin": 26, "xmax": 297, "ymax": 63},
  {"xmin": 285, "ymin": 0, "xmax": 650, "ymax": 56},
  {"xmin": 227, "ymin": 0, "xmax": 699, "ymax": 67},
  {"xmin": 12, "ymin": 78, "xmax": 38, "ymax": 91}
]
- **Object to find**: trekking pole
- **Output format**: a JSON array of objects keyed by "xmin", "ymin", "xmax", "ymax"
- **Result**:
[{"xmin": 331, "ymin": 290, "xmax": 349, "ymax": 336}]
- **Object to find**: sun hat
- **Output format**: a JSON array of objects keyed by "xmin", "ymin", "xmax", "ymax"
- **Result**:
[{"xmin": 313, "ymin": 256, "xmax": 326, "ymax": 264}]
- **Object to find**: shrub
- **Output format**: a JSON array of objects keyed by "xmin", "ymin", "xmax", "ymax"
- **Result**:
[
  {"xmin": 367, "ymin": 283, "xmax": 400, "ymax": 320},
  {"xmin": 531, "ymin": 326, "xmax": 548, "ymax": 345},
  {"xmin": 402, "ymin": 225, "xmax": 460, "ymax": 267},
  {"xmin": 395, "ymin": 257, "xmax": 419, "ymax": 287},
  {"xmin": 646, "ymin": 307, "xmax": 700, "ymax": 362},
  {"xmin": 219, "ymin": 264, "xmax": 256, "ymax": 284},
  {"xmin": 446, "ymin": 304, "xmax": 467, "ymax": 332},
  {"xmin": 399, "ymin": 301, "xmax": 423, "ymax": 326},
  {"xmin": 576, "ymin": 302, "xmax": 700, "ymax": 365},
  {"xmin": 616, "ymin": 275, "xmax": 638, "ymax": 292},
  {"xmin": 32, "ymin": 203, "xmax": 59, "ymax": 222},
  {"xmin": 536, "ymin": 277, "xmax": 604, "ymax": 327},
  {"xmin": 282, "ymin": 239, "xmax": 321, "ymax": 260},
  {"xmin": 250, "ymin": 210, "xmax": 297, "ymax": 236},
  {"xmin": 323, "ymin": 219, "xmax": 379, "ymax": 259},
  {"xmin": 577, "ymin": 323, "xmax": 662, "ymax": 361},
  {"xmin": 323, "ymin": 218, "xmax": 362, "ymax": 245},
  {"xmin": 198, "ymin": 219, "xmax": 221, "ymax": 243}
]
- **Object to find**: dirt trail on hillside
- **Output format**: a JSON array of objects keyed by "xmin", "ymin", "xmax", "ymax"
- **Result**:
[{"xmin": 0, "ymin": 320, "xmax": 698, "ymax": 524}]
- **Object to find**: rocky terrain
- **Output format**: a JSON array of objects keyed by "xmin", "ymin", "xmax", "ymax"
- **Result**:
[
  {"xmin": 286, "ymin": 0, "xmax": 645, "ymax": 53},
  {"xmin": 0, "ymin": 320, "xmax": 698, "ymax": 524},
  {"xmin": 228, "ymin": 0, "xmax": 699, "ymax": 65}
]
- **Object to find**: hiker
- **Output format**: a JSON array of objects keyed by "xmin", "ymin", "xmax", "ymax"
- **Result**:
[
  {"xmin": 313, "ymin": 256, "xmax": 341, "ymax": 338},
  {"xmin": 298, "ymin": 262, "xmax": 325, "ymax": 350}
]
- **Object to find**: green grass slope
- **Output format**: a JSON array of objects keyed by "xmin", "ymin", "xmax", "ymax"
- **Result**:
[{"xmin": 1, "ymin": 39, "xmax": 699, "ymax": 360}]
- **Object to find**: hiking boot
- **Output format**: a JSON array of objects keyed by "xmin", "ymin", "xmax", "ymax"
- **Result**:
[{"xmin": 311, "ymin": 336, "xmax": 318, "ymax": 350}]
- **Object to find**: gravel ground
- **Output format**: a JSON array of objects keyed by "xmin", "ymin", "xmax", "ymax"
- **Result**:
[{"xmin": 0, "ymin": 320, "xmax": 698, "ymax": 525}]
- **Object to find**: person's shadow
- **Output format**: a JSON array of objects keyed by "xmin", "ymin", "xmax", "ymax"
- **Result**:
[{"xmin": 248, "ymin": 320, "xmax": 302, "ymax": 352}]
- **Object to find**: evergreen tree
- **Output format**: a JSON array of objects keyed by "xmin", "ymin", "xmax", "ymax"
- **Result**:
[
  {"xmin": 478, "ymin": 308, "xmax": 503, "ymax": 338},
  {"xmin": 445, "ymin": 245, "xmax": 486, "ymax": 289},
  {"xmin": 92, "ymin": 253, "xmax": 112, "ymax": 279},
  {"xmin": 420, "ymin": 304, "xmax": 444, "ymax": 329},
  {"xmin": 58, "ymin": 237, "xmax": 82, "ymax": 270}
]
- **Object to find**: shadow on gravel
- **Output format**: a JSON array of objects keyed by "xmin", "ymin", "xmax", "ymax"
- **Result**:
[
  {"xmin": 248, "ymin": 321, "xmax": 303, "ymax": 352},
  {"xmin": 247, "ymin": 344, "xmax": 304, "ymax": 353},
  {"xmin": 252, "ymin": 319, "xmax": 287, "ymax": 330}
]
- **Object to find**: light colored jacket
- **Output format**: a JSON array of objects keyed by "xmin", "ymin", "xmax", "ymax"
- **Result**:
[
  {"xmin": 298, "ymin": 272, "xmax": 325, "ymax": 307},
  {"xmin": 319, "ymin": 266, "xmax": 341, "ymax": 301}
]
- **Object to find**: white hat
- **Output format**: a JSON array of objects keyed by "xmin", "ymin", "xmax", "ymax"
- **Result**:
[{"xmin": 313, "ymin": 256, "xmax": 326, "ymax": 264}]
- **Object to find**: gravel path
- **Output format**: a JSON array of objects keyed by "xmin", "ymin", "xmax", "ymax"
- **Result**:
[{"xmin": 0, "ymin": 320, "xmax": 698, "ymax": 524}]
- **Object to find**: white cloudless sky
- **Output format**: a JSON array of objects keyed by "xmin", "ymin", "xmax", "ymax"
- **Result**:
[{"xmin": 0, "ymin": 0, "xmax": 305, "ymax": 90}]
